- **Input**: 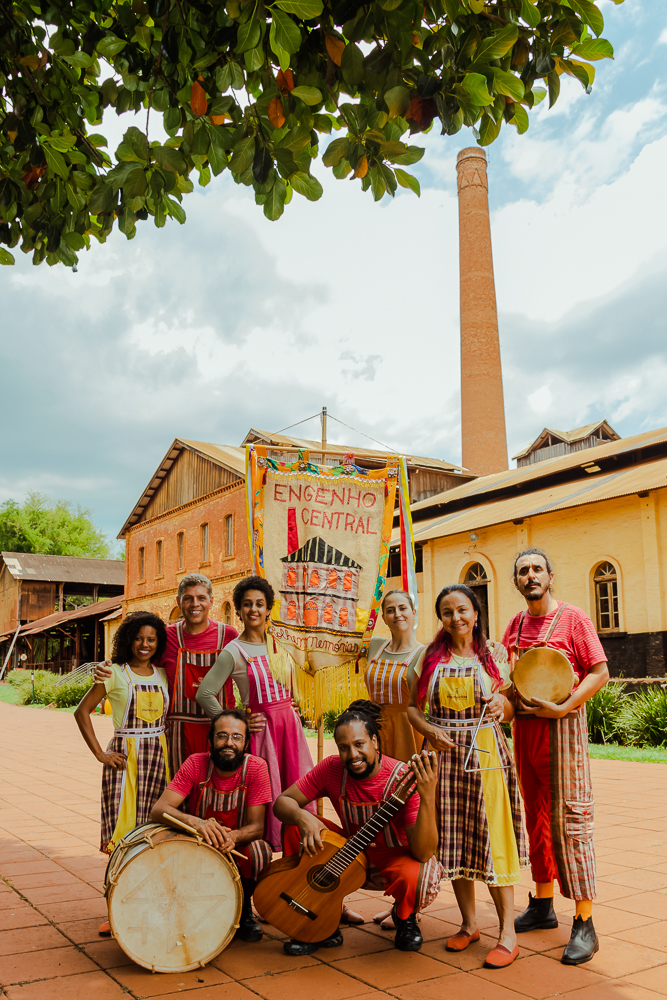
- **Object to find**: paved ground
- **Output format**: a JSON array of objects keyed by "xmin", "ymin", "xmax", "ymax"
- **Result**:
[{"xmin": 1, "ymin": 699, "xmax": 667, "ymax": 1000}]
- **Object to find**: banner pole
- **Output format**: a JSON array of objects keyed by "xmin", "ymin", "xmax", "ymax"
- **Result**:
[{"xmin": 317, "ymin": 406, "xmax": 327, "ymax": 817}]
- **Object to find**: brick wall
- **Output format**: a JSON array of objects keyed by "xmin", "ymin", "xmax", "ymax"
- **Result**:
[{"xmin": 123, "ymin": 482, "xmax": 251, "ymax": 626}]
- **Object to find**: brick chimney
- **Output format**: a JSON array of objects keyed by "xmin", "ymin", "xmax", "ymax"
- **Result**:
[{"xmin": 456, "ymin": 147, "xmax": 508, "ymax": 476}]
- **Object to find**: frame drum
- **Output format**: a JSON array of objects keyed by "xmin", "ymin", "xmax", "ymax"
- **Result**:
[
  {"xmin": 512, "ymin": 647, "xmax": 575, "ymax": 707},
  {"xmin": 104, "ymin": 823, "xmax": 241, "ymax": 973}
]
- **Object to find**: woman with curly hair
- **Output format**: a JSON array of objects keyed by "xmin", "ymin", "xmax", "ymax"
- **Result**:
[
  {"xmin": 196, "ymin": 575, "xmax": 314, "ymax": 849},
  {"xmin": 407, "ymin": 585, "xmax": 527, "ymax": 970},
  {"xmin": 75, "ymin": 610, "xmax": 170, "ymax": 872}
]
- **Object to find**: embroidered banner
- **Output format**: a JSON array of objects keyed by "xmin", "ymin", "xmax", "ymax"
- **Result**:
[{"xmin": 246, "ymin": 446, "xmax": 400, "ymax": 717}]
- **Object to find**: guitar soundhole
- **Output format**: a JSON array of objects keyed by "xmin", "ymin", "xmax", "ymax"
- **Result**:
[{"xmin": 307, "ymin": 866, "xmax": 340, "ymax": 892}]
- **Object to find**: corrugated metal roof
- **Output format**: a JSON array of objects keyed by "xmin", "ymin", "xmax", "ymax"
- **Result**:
[
  {"xmin": 412, "ymin": 424, "xmax": 667, "ymax": 514},
  {"xmin": 0, "ymin": 595, "xmax": 124, "ymax": 639},
  {"xmin": 397, "ymin": 457, "xmax": 667, "ymax": 544},
  {"xmin": 1, "ymin": 553, "xmax": 125, "ymax": 585},
  {"xmin": 180, "ymin": 440, "xmax": 246, "ymax": 476},
  {"xmin": 243, "ymin": 428, "xmax": 467, "ymax": 473}
]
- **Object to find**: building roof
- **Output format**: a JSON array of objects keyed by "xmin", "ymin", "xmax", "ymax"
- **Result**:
[
  {"xmin": 281, "ymin": 536, "xmax": 362, "ymax": 568},
  {"xmin": 0, "ymin": 552, "xmax": 125, "ymax": 586},
  {"xmin": 243, "ymin": 428, "xmax": 467, "ymax": 474},
  {"xmin": 512, "ymin": 420, "xmax": 620, "ymax": 461},
  {"xmin": 395, "ymin": 454, "xmax": 667, "ymax": 546},
  {"xmin": 118, "ymin": 438, "xmax": 246, "ymax": 537},
  {"xmin": 0, "ymin": 595, "xmax": 124, "ymax": 640},
  {"xmin": 409, "ymin": 424, "xmax": 667, "ymax": 521}
]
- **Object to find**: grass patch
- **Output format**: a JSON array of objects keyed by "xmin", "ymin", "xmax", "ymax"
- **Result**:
[
  {"xmin": 0, "ymin": 682, "xmax": 22, "ymax": 705},
  {"xmin": 588, "ymin": 742, "xmax": 667, "ymax": 764}
]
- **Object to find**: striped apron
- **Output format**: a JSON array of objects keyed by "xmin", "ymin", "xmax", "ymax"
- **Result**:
[
  {"xmin": 364, "ymin": 641, "xmax": 424, "ymax": 762},
  {"xmin": 429, "ymin": 655, "xmax": 527, "ymax": 885},
  {"xmin": 100, "ymin": 666, "xmax": 170, "ymax": 854},
  {"xmin": 512, "ymin": 605, "xmax": 596, "ymax": 900}
]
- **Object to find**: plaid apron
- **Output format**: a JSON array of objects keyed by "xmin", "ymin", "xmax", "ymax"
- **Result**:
[
  {"xmin": 100, "ymin": 665, "xmax": 170, "ymax": 855},
  {"xmin": 192, "ymin": 756, "xmax": 272, "ymax": 880},
  {"xmin": 168, "ymin": 621, "xmax": 233, "ymax": 777},
  {"xmin": 512, "ymin": 606, "xmax": 596, "ymax": 900},
  {"xmin": 429, "ymin": 656, "xmax": 527, "ymax": 885},
  {"xmin": 364, "ymin": 642, "xmax": 424, "ymax": 762}
]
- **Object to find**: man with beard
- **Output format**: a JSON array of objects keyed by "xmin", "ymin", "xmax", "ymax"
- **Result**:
[
  {"xmin": 273, "ymin": 700, "xmax": 442, "ymax": 956},
  {"xmin": 502, "ymin": 549, "xmax": 609, "ymax": 966},
  {"xmin": 96, "ymin": 574, "xmax": 239, "ymax": 776},
  {"xmin": 151, "ymin": 709, "xmax": 272, "ymax": 942}
]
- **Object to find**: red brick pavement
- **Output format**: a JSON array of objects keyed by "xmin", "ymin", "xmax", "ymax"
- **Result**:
[{"xmin": 1, "ymin": 699, "xmax": 667, "ymax": 999}]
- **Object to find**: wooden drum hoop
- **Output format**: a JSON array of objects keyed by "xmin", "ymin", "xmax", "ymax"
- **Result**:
[
  {"xmin": 511, "ymin": 647, "xmax": 575, "ymax": 707},
  {"xmin": 104, "ymin": 823, "xmax": 242, "ymax": 973}
]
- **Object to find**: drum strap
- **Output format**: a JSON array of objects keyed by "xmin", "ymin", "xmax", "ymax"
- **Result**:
[{"xmin": 515, "ymin": 602, "xmax": 569, "ymax": 649}]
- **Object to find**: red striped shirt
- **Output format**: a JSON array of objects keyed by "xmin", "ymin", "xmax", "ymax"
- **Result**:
[
  {"xmin": 502, "ymin": 602, "xmax": 606, "ymax": 682},
  {"xmin": 168, "ymin": 752, "xmax": 272, "ymax": 807}
]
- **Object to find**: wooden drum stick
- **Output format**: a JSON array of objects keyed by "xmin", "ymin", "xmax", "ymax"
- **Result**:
[{"xmin": 164, "ymin": 812, "xmax": 247, "ymax": 860}]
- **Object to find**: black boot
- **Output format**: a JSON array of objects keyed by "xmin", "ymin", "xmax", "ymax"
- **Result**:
[
  {"xmin": 236, "ymin": 879, "xmax": 263, "ymax": 943},
  {"xmin": 514, "ymin": 893, "xmax": 559, "ymax": 933},
  {"xmin": 561, "ymin": 916, "xmax": 599, "ymax": 965},
  {"xmin": 393, "ymin": 906, "xmax": 423, "ymax": 952},
  {"xmin": 283, "ymin": 929, "xmax": 343, "ymax": 956}
]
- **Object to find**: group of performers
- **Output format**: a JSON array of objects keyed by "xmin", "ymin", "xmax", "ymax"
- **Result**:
[{"xmin": 74, "ymin": 548, "xmax": 609, "ymax": 971}]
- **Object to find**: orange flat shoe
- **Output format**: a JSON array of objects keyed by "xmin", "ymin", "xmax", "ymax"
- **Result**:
[
  {"xmin": 484, "ymin": 943, "xmax": 519, "ymax": 968},
  {"xmin": 445, "ymin": 929, "xmax": 480, "ymax": 952},
  {"xmin": 98, "ymin": 920, "xmax": 111, "ymax": 936}
]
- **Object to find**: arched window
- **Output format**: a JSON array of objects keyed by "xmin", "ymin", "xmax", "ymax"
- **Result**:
[
  {"xmin": 169, "ymin": 606, "xmax": 182, "ymax": 623},
  {"xmin": 328, "ymin": 569, "xmax": 338, "ymax": 588},
  {"xmin": 287, "ymin": 567, "xmax": 296, "ymax": 587},
  {"xmin": 309, "ymin": 570, "xmax": 320, "ymax": 589},
  {"xmin": 338, "ymin": 607, "xmax": 349, "ymax": 627},
  {"xmin": 463, "ymin": 562, "xmax": 490, "ymax": 637},
  {"xmin": 287, "ymin": 600, "xmax": 297, "ymax": 621},
  {"xmin": 304, "ymin": 601, "xmax": 318, "ymax": 627},
  {"xmin": 594, "ymin": 562, "xmax": 620, "ymax": 631},
  {"xmin": 222, "ymin": 602, "xmax": 233, "ymax": 626},
  {"xmin": 323, "ymin": 603, "xmax": 334, "ymax": 623}
]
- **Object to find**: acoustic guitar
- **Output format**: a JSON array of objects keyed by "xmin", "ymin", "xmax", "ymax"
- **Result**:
[{"xmin": 253, "ymin": 768, "xmax": 418, "ymax": 943}]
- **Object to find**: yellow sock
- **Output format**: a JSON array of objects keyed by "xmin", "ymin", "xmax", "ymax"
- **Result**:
[
  {"xmin": 536, "ymin": 881, "xmax": 554, "ymax": 899},
  {"xmin": 575, "ymin": 900, "xmax": 593, "ymax": 920}
]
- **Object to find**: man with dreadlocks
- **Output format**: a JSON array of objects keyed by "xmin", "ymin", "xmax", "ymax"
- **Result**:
[{"xmin": 273, "ymin": 700, "xmax": 442, "ymax": 956}]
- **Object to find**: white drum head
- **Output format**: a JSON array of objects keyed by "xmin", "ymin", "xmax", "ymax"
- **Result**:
[{"xmin": 108, "ymin": 835, "xmax": 241, "ymax": 972}]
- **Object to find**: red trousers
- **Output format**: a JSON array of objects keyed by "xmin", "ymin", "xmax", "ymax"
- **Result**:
[
  {"xmin": 283, "ymin": 819, "xmax": 427, "ymax": 920},
  {"xmin": 514, "ymin": 712, "xmax": 596, "ymax": 901}
]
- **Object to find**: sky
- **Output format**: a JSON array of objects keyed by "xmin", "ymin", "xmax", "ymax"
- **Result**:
[{"xmin": 1, "ymin": 0, "xmax": 666, "ymax": 547}]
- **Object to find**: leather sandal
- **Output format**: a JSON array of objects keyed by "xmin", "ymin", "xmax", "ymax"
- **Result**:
[
  {"xmin": 373, "ymin": 908, "xmax": 393, "ymax": 926},
  {"xmin": 98, "ymin": 920, "xmax": 111, "ymax": 936},
  {"xmin": 341, "ymin": 905, "xmax": 365, "ymax": 925},
  {"xmin": 484, "ymin": 943, "xmax": 519, "ymax": 969},
  {"xmin": 445, "ymin": 928, "xmax": 480, "ymax": 952}
]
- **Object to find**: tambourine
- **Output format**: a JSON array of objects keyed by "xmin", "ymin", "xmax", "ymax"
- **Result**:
[{"xmin": 511, "ymin": 647, "xmax": 575, "ymax": 707}]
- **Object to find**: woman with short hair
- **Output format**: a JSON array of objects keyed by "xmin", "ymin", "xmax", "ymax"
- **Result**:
[
  {"xmin": 196, "ymin": 575, "xmax": 314, "ymax": 848},
  {"xmin": 407, "ymin": 585, "xmax": 527, "ymax": 970}
]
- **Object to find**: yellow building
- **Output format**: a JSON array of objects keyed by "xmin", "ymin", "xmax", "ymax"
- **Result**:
[{"xmin": 387, "ymin": 425, "xmax": 667, "ymax": 678}]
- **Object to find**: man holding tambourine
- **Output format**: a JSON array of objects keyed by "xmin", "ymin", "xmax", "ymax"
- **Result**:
[{"xmin": 502, "ymin": 548, "xmax": 609, "ymax": 967}]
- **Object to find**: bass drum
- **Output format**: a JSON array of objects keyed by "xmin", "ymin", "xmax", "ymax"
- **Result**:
[{"xmin": 104, "ymin": 823, "xmax": 241, "ymax": 973}]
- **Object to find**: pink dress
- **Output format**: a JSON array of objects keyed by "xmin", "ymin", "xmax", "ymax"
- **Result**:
[{"xmin": 229, "ymin": 641, "xmax": 315, "ymax": 848}]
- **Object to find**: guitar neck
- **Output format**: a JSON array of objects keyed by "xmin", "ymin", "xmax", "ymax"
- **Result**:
[{"xmin": 325, "ymin": 776, "xmax": 417, "ymax": 877}]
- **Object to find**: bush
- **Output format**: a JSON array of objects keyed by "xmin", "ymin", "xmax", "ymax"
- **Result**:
[
  {"xmin": 586, "ymin": 682, "xmax": 627, "ymax": 744},
  {"xmin": 619, "ymin": 688, "xmax": 667, "ymax": 748},
  {"xmin": 7, "ymin": 668, "xmax": 92, "ymax": 707}
]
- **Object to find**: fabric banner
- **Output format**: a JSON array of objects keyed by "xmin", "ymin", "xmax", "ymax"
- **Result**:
[{"xmin": 246, "ymin": 445, "xmax": 400, "ymax": 719}]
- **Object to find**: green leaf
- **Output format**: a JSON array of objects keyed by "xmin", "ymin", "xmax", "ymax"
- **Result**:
[
  {"xmin": 322, "ymin": 137, "xmax": 348, "ymax": 166},
  {"xmin": 272, "ymin": 41, "xmax": 291, "ymax": 70},
  {"xmin": 391, "ymin": 145, "xmax": 424, "ymax": 165},
  {"xmin": 63, "ymin": 51, "xmax": 93, "ymax": 69},
  {"xmin": 208, "ymin": 144, "xmax": 228, "ymax": 175},
  {"xmin": 88, "ymin": 182, "xmax": 115, "ymax": 215},
  {"xmin": 491, "ymin": 68, "xmax": 525, "ymax": 102},
  {"xmin": 42, "ymin": 145, "xmax": 69, "ymax": 179},
  {"xmin": 472, "ymin": 24, "xmax": 518, "ymax": 63},
  {"xmin": 461, "ymin": 72, "xmax": 493, "ymax": 106},
  {"xmin": 384, "ymin": 85, "xmax": 410, "ymax": 118},
  {"xmin": 478, "ymin": 113, "xmax": 501, "ymax": 145},
  {"xmin": 290, "ymin": 86, "xmax": 322, "ymax": 105},
  {"xmin": 270, "ymin": 9, "xmax": 302, "ymax": 54},
  {"xmin": 289, "ymin": 171, "xmax": 323, "ymax": 200},
  {"xmin": 245, "ymin": 44, "xmax": 265, "ymax": 71},
  {"xmin": 395, "ymin": 168, "xmax": 420, "ymax": 195},
  {"xmin": 122, "ymin": 165, "xmax": 148, "ymax": 198},
  {"xmin": 568, "ymin": 0, "xmax": 604, "ymax": 36},
  {"xmin": 519, "ymin": 0, "xmax": 540, "ymax": 27},
  {"xmin": 0, "ymin": 247, "xmax": 15, "ymax": 265},
  {"xmin": 369, "ymin": 165, "xmax": 385, "ymax": 201},
  {"xmin": 235, "ymin": 17, "xmax": 261, "ymax": 53},
  {"xmin": 263, "ymin": 177, "xmax": 287, "ymax": 220},
  {"xmin": 276, "ymin": 126, "xmax": 312, "ymax": 152},
  {"xmin": 547, "ymin": 69, "xmax": 560, "ymax": 108},
  {"xmin": 166, "ymin": 197, "xmax": 186, "ymax": 223},
  {"xmin": 96, "ymin": 34, "xmax": 127, "ymax": 58},
  {"xmin": 532, "ymin": 86, "xmax": 547, "ymax": 105},
  {"xmin": 340, "ymin": 42, "xmax": 364, "ymax": 86},
  {"xmin": 509, "ymin": 104, "xmax": 529, "ymax": 133},
  {"xmin": 273, "ymin": 0, "xmax": 324, "ymax": 18},
  {"xmin": 229, "ymin": 136, "xmax": 256, "ymax": 174},
  {"xmin": 572, "ymin": 38, "xmax": 614, "ymax": 60}
]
